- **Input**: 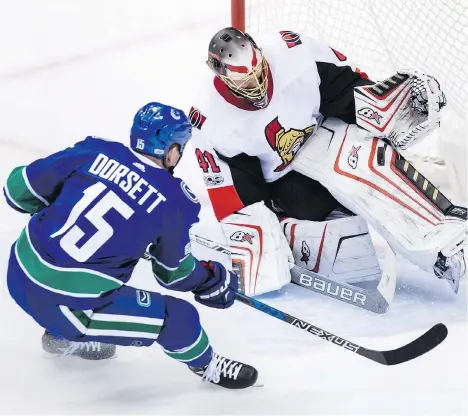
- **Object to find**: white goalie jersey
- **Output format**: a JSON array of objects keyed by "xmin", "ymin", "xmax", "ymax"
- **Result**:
[
  {"xmin": 189, "ymin": 31, "xmax": 372, "ymax": 221},
  {"xmin": 187, "ymin": 29, "xmax": 466, "ymax": 301}
]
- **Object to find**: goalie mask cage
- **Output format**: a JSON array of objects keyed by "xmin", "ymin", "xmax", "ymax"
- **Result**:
[{"xmin": 231, "ymin": 0, "xmax": 467, "ymax": 199}]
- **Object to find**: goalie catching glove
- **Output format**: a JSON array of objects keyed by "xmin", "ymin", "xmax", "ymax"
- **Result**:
[
  {"xmin": 193, "ymin": 261, "xmax": 238, "ymax": 309},
  {"xmin": 354, "ymin": 70, "xmax": 446, "ymax": 150}
]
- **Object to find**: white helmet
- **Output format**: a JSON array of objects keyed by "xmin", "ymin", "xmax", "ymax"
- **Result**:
[{"xmin": 207, "ymin": 27, "xmax": 269, "ymax": 108}]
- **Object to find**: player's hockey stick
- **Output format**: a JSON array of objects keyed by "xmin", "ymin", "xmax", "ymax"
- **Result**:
[
  {"xmin": 141, "ymin": 248, "xmax": 446, "ymax": 364},
  {"xmin": 189, "ymin": 232, "xmax": 397, "ymax": 314},
  {"xmin": 234, "ymin": 291, "xmax": 448, "ymax": 365},
  {"xmin": 189, "ymin": 232, "xmax": 232, "ymax": 256}
]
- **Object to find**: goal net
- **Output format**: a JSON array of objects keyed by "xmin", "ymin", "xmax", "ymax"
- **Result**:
[{"xmin": 233, "ymin": 0, "xmax": 467, "ymax": 200}]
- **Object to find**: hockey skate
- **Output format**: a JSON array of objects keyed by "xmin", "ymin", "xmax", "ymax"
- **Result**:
[
  {"xmin": 433, "ymin": 250, "xmax": 466, "ymax": 293},
  {"xmin": 41, "ymin": 331, "xmax": 116, "ymax": 360},
  {"xmin": 189, "ymin": 352, "xmax": 258, "ymax": 389}
]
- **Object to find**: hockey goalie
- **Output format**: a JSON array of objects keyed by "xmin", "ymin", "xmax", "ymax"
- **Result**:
[{"xmin": 189, "ymin": 27, "xmax": 467, "ymax": 304}]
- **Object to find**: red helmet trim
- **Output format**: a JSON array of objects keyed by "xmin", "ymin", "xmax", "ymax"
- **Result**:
[
  {"xmin": 213, "ymin": 62, "xmax": 274, "ymax": 111},
  {"xmin": 251, "ymin": 46, "xmax": 258, "ymax": 67},
  {"xmin": 224, "ymin": 63, "xmax": 249, "ymax": 74}
]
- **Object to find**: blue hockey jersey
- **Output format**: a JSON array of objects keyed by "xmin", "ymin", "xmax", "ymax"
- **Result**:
[{"xmin": 4, "ymin": 137, "xmax": 210, "ymax": 309}]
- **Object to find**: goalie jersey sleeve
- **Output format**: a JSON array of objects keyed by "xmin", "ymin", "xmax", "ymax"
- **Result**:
[
  {"xmin": 311, "ymin": 42, "xmax": 374, "ymax": 124},
  {"xmin": 193, "ymin": 138, "xmax": 248, "ymax": 221},
  {"xmin": 317, "ymin": 61, "xmax": 373, "ymax": 124}
]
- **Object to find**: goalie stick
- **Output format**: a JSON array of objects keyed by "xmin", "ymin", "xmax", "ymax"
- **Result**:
[
  {"xmin": 141, "ymin": 248, "xmax": 447, "ymax": 365},
  {"xmin": 290, "ymin": 244, "xmax": 396, "ymax": 313},
  {"xmin": 234, "ymin": 292, "xmax": 448, "ymax": 365},
  {"xmin": 186, "ymin": 232, "xmax": 397, "ymax": 314}
]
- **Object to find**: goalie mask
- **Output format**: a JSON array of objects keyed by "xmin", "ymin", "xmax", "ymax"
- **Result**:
[{"xmin": 207, "ymin": 27, "xmax": 269, "ymax": 108}]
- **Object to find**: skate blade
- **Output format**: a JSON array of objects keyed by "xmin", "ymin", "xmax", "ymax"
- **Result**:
[
  {"xmin": 42, "ymin": 351, "xmax": 118, "ymax": 360},
  {"xmin": 447, "ymin": 277, "xmax": 460, "ymax": 294}
]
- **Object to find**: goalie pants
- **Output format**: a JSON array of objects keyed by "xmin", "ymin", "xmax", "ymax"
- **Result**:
[
  {"xmin": 6, "ymin": 243, "xmax": 213, "ymax": 368},
  {"xmin": 220, "ymin": 152, "xmax": 345, "ymax": 221}
]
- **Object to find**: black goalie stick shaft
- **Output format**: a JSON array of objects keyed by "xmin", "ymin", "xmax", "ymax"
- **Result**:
[{"xmin": 234, "ymin": 292, "xmax": 448, "ymax": 365}]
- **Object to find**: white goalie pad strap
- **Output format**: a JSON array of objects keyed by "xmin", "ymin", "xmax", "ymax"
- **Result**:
[
  {"xmin": 220, "ymin": 202, "xmax": 293, "ymax": 296},
  {"xmin": 281, "ymin": 215, "xmax": 381, "ymax": 284},
  {"xmin": 354, "ymin": 70, "xmax": 446, "ymax": 150}
]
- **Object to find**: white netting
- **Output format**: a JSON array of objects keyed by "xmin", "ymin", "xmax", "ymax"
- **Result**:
[
  {"xmin": 245, "ymin": 0, "xmax": 467, "ymax": 118},
  {"xmin": 244, "ymin": 0, "xmax": 467, "ymax": 199}
]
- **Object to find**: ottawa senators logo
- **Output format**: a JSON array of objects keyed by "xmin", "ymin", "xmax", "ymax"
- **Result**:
[
  {"xmin": 189, "ymin": 107, "xmax": 206, "ymax": 130},
  {"xmin": 265, "ymin": 117, "xmax": 316, "ymax": 172},
  {"xmin": 280, "ymin": 31, "xmax": 302, "ymax": 48}
]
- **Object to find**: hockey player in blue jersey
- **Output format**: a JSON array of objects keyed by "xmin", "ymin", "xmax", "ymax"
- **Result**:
[{"xmin": 4, "ymin": 102, "xmax": 258, "ymax": 390}]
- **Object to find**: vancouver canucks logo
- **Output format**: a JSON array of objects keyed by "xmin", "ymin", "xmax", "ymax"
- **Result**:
[
  {"xmin": 180, "ymin": 181, "xmax": 198, "ymax": 203},
  {"xmin": 136, "ymin": 290, "xmax": 151, "ymax": 307},
  {"xmin": 265, "ymin": 117, "xmax": 316, "ymax": 172}
]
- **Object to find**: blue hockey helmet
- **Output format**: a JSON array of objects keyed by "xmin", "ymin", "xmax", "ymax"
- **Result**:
[{"xmin": 130, "ymin": 102, "xmax": 192, "ymax": 159}]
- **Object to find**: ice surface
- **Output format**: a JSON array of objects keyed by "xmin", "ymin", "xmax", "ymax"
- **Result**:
[{"xmin": 0, "ymin": 1, "xmax": 466, "ymax": 414}]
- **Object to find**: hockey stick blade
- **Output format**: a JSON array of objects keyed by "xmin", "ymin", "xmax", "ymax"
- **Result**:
[
  {"xmin": 235, "ymin": 292, "xmax": 448, "ymax": 365},
  {"xmin": 290, "ymin": 245, "xmax": 397, "ymax": 314},
  {"xmin": 359, "ymin": 323, "xmax": 448, "ymax": 365},
  {"xmin": 290, "ymin": 265, "xmax": 390, "ymax": 314}
]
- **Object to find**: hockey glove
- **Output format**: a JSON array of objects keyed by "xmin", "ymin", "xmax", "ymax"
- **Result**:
[
  {"xmin": 354, "ymin": 70, "xmax": 446, "ymax": 150},
  {"xmin": 193, "ymin": 261, "xmax": 238, "ymax": 309}
]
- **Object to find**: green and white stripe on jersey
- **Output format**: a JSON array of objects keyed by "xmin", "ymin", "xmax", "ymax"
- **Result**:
[
  {"xmin": 150, "ymin": 253, "xmax": 196, "ymax": 286},
  {"xmin": 15, "ymin": 226, "xmax": 123, "ymax": 297},
  {"xmin": 4, "ymin": 166, "xmax": 49, "ymax": 213},
  {"xmin": 162, "ymin": 329, "xmax": 210, "ymax": 363},
  {"xmin": 60, "ymin": 306, "xmax": 163, "ymax": 339}
]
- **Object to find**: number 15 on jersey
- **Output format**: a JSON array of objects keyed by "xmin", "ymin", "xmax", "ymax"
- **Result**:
[{"xmin": 51, "ymin": 182, "xmax": 134, "ymax": 262}]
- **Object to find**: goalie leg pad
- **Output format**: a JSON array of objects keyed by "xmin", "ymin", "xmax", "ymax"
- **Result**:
[
  {"xmin": 221, "ymin": 202, "xmax": 294, "ymax": 296},
  {"xmin": 281, "ymin": 215, "xmax": 381, "ymax": 284},
  {"xmin": 293, "ymin": 118, "xmax": 467, "ymax": 279}
]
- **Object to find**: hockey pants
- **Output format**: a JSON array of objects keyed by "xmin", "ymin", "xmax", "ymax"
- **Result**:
[{"xmin": 7, "ymin": 242, "xmax": 213, "ymax": 368}]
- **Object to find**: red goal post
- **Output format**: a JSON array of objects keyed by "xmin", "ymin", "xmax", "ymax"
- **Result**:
[{"xmin": 231, "ymin": 0, "xmax": 246, "ymax": 32}]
